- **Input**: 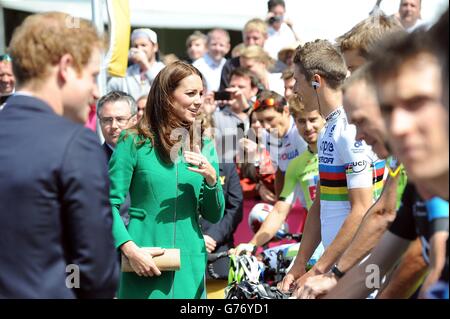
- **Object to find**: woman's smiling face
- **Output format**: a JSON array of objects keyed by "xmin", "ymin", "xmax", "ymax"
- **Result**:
[{"xmin": 171, "ymin": 74, "xmax": 204, "ymax": 123}]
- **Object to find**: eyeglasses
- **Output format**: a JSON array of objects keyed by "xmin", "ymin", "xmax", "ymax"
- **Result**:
[
  {"xmin": 253, "ymin": 98, "xmax": 276, "ymax": 111},
  {"xmin": 0, "ymin": 54, "xmax": 12, "ymax": 63},
  {"xmin": 99, "ymin": 115, "xmax": 134, "ymax": 127}
]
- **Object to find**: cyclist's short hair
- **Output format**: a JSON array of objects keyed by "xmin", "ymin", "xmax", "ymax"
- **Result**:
[
  {"xmin": 281, "ymin": 66, "xmax": 294, "ymax": 80},
  {"xmin": 293, "ymin": 39, "xmax": 347, "ymax": 89},
  {"xmin": 336, "ymin": 13, "xmax": 403, "ymax": 58},
  {"xmin": 97, "ymin": 91, "xmax": 137, "ymax": 117},
  {"xmin": 288, "ymin": 95, "xmax": 306, "ymax": 119},
  {"xmin": 368, "ymin": 29, "xmax": 435, "ymax": 86}
]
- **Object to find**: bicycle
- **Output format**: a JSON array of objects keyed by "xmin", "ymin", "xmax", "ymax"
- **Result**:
[{"xmin": 206, "ymin": 231, "xmax": 324, "ymax": 299}]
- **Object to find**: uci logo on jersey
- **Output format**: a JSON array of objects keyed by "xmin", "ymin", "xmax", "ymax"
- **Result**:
[{"xmin": 346, "ymin": 160, "xmax": 368, "ymax": 174}]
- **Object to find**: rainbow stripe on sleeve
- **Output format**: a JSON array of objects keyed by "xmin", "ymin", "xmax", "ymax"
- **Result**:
[
  {"xmin": 319, "ymin": 164, "xmax": 348, "ymax": 201},
  {"xmin": 372, "ymin": 160, "xmax": 386, "ymax": 199},
  {"xmin": 319, "ymin": 160, "xmax": 385, "ymax": 202}
]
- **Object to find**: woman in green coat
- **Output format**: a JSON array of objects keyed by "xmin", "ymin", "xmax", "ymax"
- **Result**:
[{"xmin": 108, "ymin": 61, "xmax": 225, "ymax": 299}]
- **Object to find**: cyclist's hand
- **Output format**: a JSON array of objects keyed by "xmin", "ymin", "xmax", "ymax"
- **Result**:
[
  {"xmin": 122, "ymin": 242, "xmax": 164, "ymax": 277},
  {"xmin": 277, "ymin": 273, "xmax": 297, "ymax": 293},
  {"xmin": 296, "ymin": 273, "xmax": 338, "ymax": 299},
  {"xmin": 203, "ymin": 234, "xmax": 217, "ymax": 253},
  {"xmin": 230, "ymin": 243, "xmax": 255, "ymax": 256},
  {"xmin": 291, "ymin": 268, "xmax": 320, "ymax": 298}
]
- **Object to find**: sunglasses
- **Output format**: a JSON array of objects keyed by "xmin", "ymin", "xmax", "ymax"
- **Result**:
[
  {"xmin": 253, "ymin": 98, "xmax": 276, "ymax": 111},
  {"xmin": 0, "ymin": 54, "xmax": 12, "ymax": 62}
]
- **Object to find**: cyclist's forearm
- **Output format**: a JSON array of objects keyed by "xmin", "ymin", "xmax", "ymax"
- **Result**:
[
  {"xmin": 336, "ymin": 176, "xmax": 400, "ymax": 272},
  {"xmin": 377, "ymin": 238, "xmax": 428, "ymax": 299},
  {"xmin": 335, "ymin": 210, "xmax": 392, "ymax": 272},
  {"xmin": 313, "ymin": 203, "xmax": 368, "ymax": 274},
  {"xmin": 250, "ymin": 201, "xmax": 291, "ymax": 247},
  {"xmin": 295, "ymin": 198, "xmax": 321, "ymax": 266}
]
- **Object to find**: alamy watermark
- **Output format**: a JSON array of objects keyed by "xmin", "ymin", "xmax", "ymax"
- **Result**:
[
  {"xmin": 168, "ymin": 119, "xmax": 280, "ymax": 171},
  {"xmin": 66, "ymin": 264, "xmax": 80, "ymax": 289}
]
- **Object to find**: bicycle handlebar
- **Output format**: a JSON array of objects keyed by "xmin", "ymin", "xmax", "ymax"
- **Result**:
[{"xmin": 207, "ymin": 251, "xmax": 229, "ymax": 263}]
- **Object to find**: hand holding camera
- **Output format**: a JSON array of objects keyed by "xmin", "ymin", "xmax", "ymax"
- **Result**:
[
  {"xmin": 129, "ymin": 48, "xmax": 147, "ymax": 65},
  {"xmin": 266, "ymin": 12, "xmax": 283, "ymax": 25}
]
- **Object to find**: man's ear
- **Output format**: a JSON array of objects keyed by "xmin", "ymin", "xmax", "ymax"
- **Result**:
[{"xmin": 58, "ymin": 53, "xmax": 75, "ymax": 83}]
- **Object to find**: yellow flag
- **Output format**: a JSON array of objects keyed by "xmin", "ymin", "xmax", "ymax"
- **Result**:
[{"xmin": 106, "ymin": 0, "xmax": 130, "ymax": 77}]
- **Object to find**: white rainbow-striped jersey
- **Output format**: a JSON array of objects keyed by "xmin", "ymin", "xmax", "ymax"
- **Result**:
[{"xmin": 318, "ymin": 107, "xmax": 385, "ymax": 248}]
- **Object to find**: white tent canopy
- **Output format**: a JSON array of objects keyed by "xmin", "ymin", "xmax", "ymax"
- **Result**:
[{"xmin": 1, "ymin": 0, "xmax": 448, "ymax": 43}]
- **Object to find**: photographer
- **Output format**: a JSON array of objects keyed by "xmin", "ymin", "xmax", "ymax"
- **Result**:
[
  {"xmin": 264, "ymin": 0, "xmax": 299, "ymax": 61},
  {"xmin": 107, "ymin": 28, "xmax": 165, "ymax": 100},
  {"xmin": 212, "ymin": 68, "xmax": 260, "ymax": 161}
]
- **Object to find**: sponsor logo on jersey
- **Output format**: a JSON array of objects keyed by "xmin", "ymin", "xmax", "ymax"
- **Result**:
[
  {"xmin": 319, "ymin": 156, "xmax": 334, "ymax": 164},
  {"xmin": 351, "ymin": 140, "xmax": 365, "ymax": 153},
  {"xmin": 320, "ymin": 140, "xmax": 334, "ymax": 156},
  {"xmin": 280, "ymin": 149, "xmax": 299, "ymax": 161},
  {"xmin": 346, "ymin": 160, "xmax": 368, "ymax": 174},
  {"xmin": 328, "ymin": 124, "xmax": 336, "ymax": 137}
]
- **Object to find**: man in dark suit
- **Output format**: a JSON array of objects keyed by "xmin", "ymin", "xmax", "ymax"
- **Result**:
[
  {"xmin": 0, "ymin": 12, "xmax": 118, "ymax": 298},
  {"xmin": 200, "ymin": 163, "xmax": 243, "ymax": 279},
  {"xmin": 97, "ymin": 90, "xmax": 137, "ymax": 226}
]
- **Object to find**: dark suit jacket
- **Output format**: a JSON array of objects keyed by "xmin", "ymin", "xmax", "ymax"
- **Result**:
[
  {"xmin": 200, "ymin": 162, "xmax": 243, "ymax": 278},
  {"xmin": 102, "ymin": 142, "xmax": 114, "ymax": 159},
  {"xmin": 0, "ymin": 95, "xmax": 118, "ymax": 298}
]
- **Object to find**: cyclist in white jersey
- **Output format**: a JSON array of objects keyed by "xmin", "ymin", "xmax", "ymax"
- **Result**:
[
  {"xmin": 279, "ymin": 40, "xmax": 384, "ymax": 297},
  {"xmin": 253, "ymin": 90, "xmax": 307, "ymax": 197}
]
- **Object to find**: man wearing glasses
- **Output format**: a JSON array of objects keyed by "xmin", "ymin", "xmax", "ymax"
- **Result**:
[
  {"xmin": 97, "ymin": 91, "xmax": 138, "ymax": 159},
  {"xmin": 0, "ymin": 54, "xmax": 15, "ymax": 108},
  {"xmin": 97, "ymin": 91, "xmax": 137, "ymax": 228}
]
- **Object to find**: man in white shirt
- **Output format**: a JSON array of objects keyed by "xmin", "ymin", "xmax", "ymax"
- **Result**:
[
  {"xmin": 194, "ymin": 29, "xmax": 231, "ymax": 92},
  {"xmin": 264, "ymin": 0, "xmax": 298, "ymax": 60}
]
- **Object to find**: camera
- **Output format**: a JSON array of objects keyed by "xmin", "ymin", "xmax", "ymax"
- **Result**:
[
  {"xmin": 268, "ymin": 15, "xmax": 283, "ymax": 25},
  {"xmin": 128, "ymin": 48, "xmax": 140, "ymax": 60},
  {"xmin": 214, "ymin": 91, "xmax": 232, "ymax": 101}
]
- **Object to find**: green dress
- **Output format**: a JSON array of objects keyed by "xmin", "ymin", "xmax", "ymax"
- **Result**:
[{"xmin": 109, "ymin": 132, "xmax": 225, "ymax": 299}]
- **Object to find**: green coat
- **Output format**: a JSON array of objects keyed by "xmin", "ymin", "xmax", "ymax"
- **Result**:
[{"xmin": 109, "ymin": 132, "xmax": 225, "ymax": 299}]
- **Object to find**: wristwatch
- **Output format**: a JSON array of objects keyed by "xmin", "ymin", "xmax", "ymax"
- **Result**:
[{"xmin": 331, "ymin": 264, "xmax": 345, "ymax": 279}]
